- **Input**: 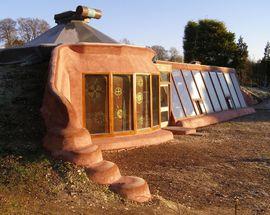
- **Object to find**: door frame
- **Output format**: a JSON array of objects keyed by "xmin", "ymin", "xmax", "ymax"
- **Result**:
[
  {"xmin": 160, "ymin": 83, "xmax": 170, "ymax": 127},
  {"xmin": 156, "ymin": 64, "xmax": 172, "ymax": 128}
]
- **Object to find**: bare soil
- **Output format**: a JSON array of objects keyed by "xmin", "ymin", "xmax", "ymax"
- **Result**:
[
  {"xmin": 105, "ymin": 108, "xmax": 270, "ymax": 215},
  {"xmin": 1, "ymin": 106, "xmax": 269, "ymax": 214}
]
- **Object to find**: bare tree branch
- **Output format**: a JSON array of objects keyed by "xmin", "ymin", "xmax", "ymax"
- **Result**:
[
  {"xmin": 169, "ymin": 47, "xmax": 183, "ymax": 62},
  {"xmin": 17, "ymin": 18, "xmax": 50, "ymax": 43},
  {"xmin": 0, "ymin": 18, "xmax": 17, "ymax": 47}
]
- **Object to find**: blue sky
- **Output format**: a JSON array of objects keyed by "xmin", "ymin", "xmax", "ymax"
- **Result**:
[{"xmin": 1, "ymin": 0, "xmax": 269, "ymax": 60}]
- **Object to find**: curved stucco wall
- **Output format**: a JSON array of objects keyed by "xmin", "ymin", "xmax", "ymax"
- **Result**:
[{"xmin": 40, "ymin": 43, "xmax": 157, "ymax": 202}]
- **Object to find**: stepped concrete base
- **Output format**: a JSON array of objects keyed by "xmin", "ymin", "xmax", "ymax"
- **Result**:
[
  {"xmin": 49, "ymin": 144, "xmax": 103, "ymax": 167},
  {"xmin": 86, "ymin": 160, "xmax": 121, "ymax": 185},
  {"xmin": 110, "ymin": 176, "xmax": 151, "ymax": 203},
  {"xmin": 92, "ymin": 129, "xmax": 174, "ymax": 151},
  {"xmin": 48, "ymin": 145, "xmax": 151, "ymax": 202},
  {"xmin": 174, "ymin": 107, "xmax": 255, "ymax": 129}
]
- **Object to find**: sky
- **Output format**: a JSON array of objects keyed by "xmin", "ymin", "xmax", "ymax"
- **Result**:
[{"xmin": 1, "ymin": 0, "xmax": 269, "ymax": 60}]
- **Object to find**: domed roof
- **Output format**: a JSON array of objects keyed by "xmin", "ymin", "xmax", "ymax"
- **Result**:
[
  {"xmin": 24, "ymin": 21, "xmax": 117, "ymax": 47},
  {"xmin": 24, "ymin": 6, "xmax": 117, "ymax": 47}
]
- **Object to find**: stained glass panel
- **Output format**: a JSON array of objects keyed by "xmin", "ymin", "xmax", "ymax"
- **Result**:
[
  {"xmin": 113, "ymin": 75, "xmax": 133, "ymax": 132},
  {"xmin": 136, "ymin": 75, "xmax": 151, "ymax": 129},
  {"xmin": 85, "ymin": 75, "xmax": 109, "ymax": 134}
]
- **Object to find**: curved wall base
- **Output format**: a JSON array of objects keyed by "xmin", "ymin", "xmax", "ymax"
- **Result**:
[
  {"xmin": 41, "ymin": 44, "xmax": 159, "ymax": 202},
  {"xmin": 174, "ymin": 107, "xmax": 256, "ymax": 129},
  {"xmin": 92, "ymin": 129, "xmax": 174, "ymax": 151}
]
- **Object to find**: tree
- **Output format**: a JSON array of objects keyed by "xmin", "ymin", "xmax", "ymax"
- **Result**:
[
  {"xmin": 0, "ymin": 17, "xmax": 50, "ymax": 47},
  {"xmin": 261, "ymin": 42, "xmax": 270, "ymax": 86},
  {"xmin": 234, "ymin": 36, "xmax": 249, "ymax": 84},
  {"xmin": 235, "ymin": 36, "xmax": 249, "ymax": 69},
  {"xmin": 263, "ymin": 42, "xmax": 270, "ymax": 61},
  {"xmin": 119, "ymin": 38, "xmax": 132, "ymax": 45},
  {"xmin": 183, "ymin": 19, "xmax": 238, "ymax": 67},
  {"xmin": 10, "ymin": 39, "xmax": 25, "ymax": 47},
  {"xmin": 17, "ymin": 18, "xmax": 50, "ymax": 43},
  {"xmin": 251, "ymin": 42, "xmax": 270, "ymax": 87},
  {"xmin": 168, "ymin": 47, "xmax": 183, "ymax": 62},
  {"xmin": 0, "ymin": 18, "xmax": 17, "ymax": 47},
  {"xmin": 183, "ymin": 21, "xmax": 198, "ymax": 63},
  {"xmin": 151, "ymin": 45, "xmax": 168, "ymax": 61}
]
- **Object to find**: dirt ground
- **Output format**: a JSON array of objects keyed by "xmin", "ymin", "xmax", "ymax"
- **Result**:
[
  {"xmin": 104, "ymin": 107, "xmax": 270, "ymax": 215},
  {"xmin": 1, "ymin": 104, "xmax": 270, "ymax": 214}
]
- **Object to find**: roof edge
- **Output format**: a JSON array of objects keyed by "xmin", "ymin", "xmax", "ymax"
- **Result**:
[{"xmin": 157, "ymin": 60, "xmax": 236, "ymax": 73}]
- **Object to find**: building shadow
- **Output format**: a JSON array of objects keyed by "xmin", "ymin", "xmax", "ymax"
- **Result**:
[{"xmin": 231, "ymin": 108, "xmax": 270, "ymax": 123}]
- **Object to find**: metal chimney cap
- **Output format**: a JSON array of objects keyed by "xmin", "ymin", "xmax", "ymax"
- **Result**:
[{"xmin": 54, "ymin": 5, "xmax": 102, "ymax": 24}]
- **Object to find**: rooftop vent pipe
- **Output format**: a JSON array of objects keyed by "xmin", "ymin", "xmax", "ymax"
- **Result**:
[{"xmin": 54, "ymin": 5, "xmax": 102, "ymax": 24}]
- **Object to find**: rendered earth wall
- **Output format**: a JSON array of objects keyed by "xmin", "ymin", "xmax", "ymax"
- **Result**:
[
  {"xmin": 0, "ymin": 48, "xmax": 51, "ymax": 150},
  {"xmin": 0, "ymin": 44, "xmax": 155, "ymax": 202},
  {"xmin": 0, "ymin": 43, "xmax": 255, "ymax": 202}
]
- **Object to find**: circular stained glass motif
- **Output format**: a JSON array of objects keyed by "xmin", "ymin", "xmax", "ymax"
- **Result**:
[
  {"xmin": 116, "ymin": 109, "xmax": 123, "ymax": 119},
  {"xmin": 114, "ymin": 87, "xmax": 122, "ymax": 97},
  {"xmin": 136, "ymin": 92, "xmax": 143, "ymax": 104},
  {"xmin": 138, "ymin": 116, "xmax": 144, "ymax": 126},
  {"xmin": 89, "ymin": 80, "xmax": 102, "ymax": 99},
  {"xmin": 136, "ymin": 76, "xmax": 144, "ymax": 88}
]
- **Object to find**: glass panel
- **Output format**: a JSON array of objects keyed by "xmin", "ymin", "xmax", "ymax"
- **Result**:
[
  {"xmin": 182, "ymin": 71, "xmax": 201, "ymax": 100},
  {"xmin": 210, "ymin": 72, "xmax": 228, "ymax": 110},
  {"xmin": 172, "ymin": 70, "xmax": 196, "ymax": 116},
  {"xmin": 85, "ymin": 75, "xmax": 109, "ymax": 134},
  {"xmin": 171, "ymin": 82, "xmax": 185, "ymax": 119},
  {"xmin": 160, "ymin": 72, "xmax": 170, "ymax": 82},
  {"xmin": 161, "ymin": 111, "xmax": 169, "ymax": 123},
  {"xmin": 113, "ymin": 75, "xmax": 133, "ymax": 132},
  {"xmin": 193, "ymin": 71, "xmax": 214, "ymax": 113},
  {"xmin": 230, "ymin": 73, "xmax": 247, "ymax": 108},
  {"xmin": 224, "ymin": 73, "xmax": 241, "ymax": 108},
  {"xmin": 161, "ymin": 86, "xmax": 169, "ymax": 108},
  {"xmin": 152, "ymin": 75, "xmax": 159, "ymax": 126},
  {"xmin": 201, "ymin": 72, "xmax": 222, "ymax": 112},
  {"xmin": 136, "ymin": 75, "xmax": 151, "ymax": 129},
  {"xmin": 217, "ymin": 72, "xmax": 230, "ymax": 97}
]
